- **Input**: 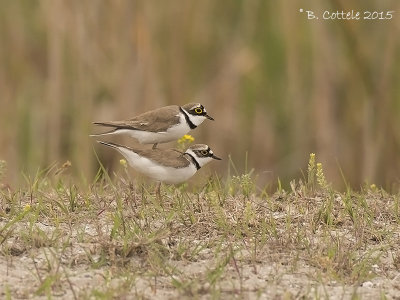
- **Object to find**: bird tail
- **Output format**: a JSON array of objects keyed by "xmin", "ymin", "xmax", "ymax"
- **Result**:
[
  {"xmin": 96, "ymin": 140, "xmax": 121, "ymax": 149},
  {"xmin": 89, "ymin": 130, "xmax": 117, "ymax": 137},
  {"xmin": 96, "ymin": 141, "xmax": 137, "ymax": 165},
  {"xmin": 93, "ymin": 121, "xmax": 119, "ymax": 128},
  {"xmin": 90, "ymin": 122, "xmax": 121, "ymax": 137},
  {"xmin": 96, "ymin": 140, "xmax": 135, "ymax": 152}
]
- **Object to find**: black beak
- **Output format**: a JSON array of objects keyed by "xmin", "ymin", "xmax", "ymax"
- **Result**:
[
  {"xmin": 211, "ymin": 154, "xmax": 222, "ymax": 160},
  {"xmin": 205, "ymin": 114, "xmax": 214, "ymax": 121}
]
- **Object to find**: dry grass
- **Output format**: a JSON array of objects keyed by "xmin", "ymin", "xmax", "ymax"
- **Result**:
[{"xmin": 1, "ymin": 156, "xmax": 400, "ymax": 299}]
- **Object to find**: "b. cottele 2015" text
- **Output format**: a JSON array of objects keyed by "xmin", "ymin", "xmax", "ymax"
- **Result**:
[{"xmin": 300, "ymin": 9, "xmax": 395, "ymax": 20}]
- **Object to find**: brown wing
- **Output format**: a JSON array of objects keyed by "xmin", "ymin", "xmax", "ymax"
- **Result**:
[
  {"xmin": 135, "ymin": 148, "xmax": 190, "ymax": 168},
  {"xmin": 94, "ymin": 105, "xmax": 180, "ymax": 133}
]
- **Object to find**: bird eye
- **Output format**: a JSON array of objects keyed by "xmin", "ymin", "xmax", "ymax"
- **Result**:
[
  {"xmin": 195, "ymin": 108, "xmax": 203, "ymax": 114},
  {"xmin": 201, "ymin": 150, "xmax": 208, "ymax": 156}
]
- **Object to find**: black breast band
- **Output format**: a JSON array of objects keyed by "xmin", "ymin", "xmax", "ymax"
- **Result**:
[
  {"xmin": 185, "ymin": 153, "xmax": 201, "ymax": 170},
  {"xmin": 179, "ymin": 107, "xmax": 197, "ymax": 129}
]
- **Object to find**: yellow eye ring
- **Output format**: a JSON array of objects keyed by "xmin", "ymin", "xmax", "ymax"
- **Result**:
[
  {"xmin": 201, "ymin": 150, "xmax": 208, "ymax": 156},
  {"xmin": 195, "ymin": 108, "xmax": 203, "ymax": 114}
]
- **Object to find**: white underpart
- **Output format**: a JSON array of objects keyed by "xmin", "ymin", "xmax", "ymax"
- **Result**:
[
  {"xmin": 116, "ymin": 113, "xmax": 191, "ymax": 144},
  {"xmin": 184, "ymin": 110, "xmax": 207, "ymax": 127},
  {"xmin": 116, "ymin": 147, "xmax": 198, "ymax": 184}
]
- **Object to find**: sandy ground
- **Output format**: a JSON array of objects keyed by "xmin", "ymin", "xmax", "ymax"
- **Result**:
[
  {"xmin": 2, "ymin": 235, "xmax": 400, "ymax": 299},
  {"xmin": 2, "ymin": 185, "xmax": 400, "ymax": 299}
]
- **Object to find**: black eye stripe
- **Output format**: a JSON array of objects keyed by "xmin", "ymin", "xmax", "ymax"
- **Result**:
[
  {"xmin": 190, "ymin": 106, "xmax": 206, "ymax": 115},
  {"xmin": 195, "ymin": 149, "xmax": 211, "ymax": 156}
]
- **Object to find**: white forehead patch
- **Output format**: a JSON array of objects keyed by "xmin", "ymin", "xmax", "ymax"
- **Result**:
[
  {"xmin": 190, "ymin": 103, "xmax": 201, "ymax": 110},
  {"xmin": 190, "ymin": 144, "xmax": 208, "ymax": 151}
]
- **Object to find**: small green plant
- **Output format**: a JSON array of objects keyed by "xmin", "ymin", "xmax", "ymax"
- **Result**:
[
  {"xmin": 231, "ymin": 171, "xmax": 255, "ymax": 199},
  {"xmin": 307, "ymin": 153, "xmax": 316, "ymax": 191},
  {"xmin": 0, "ymin": 160, "xmax": 6, "ymax": 180},
  {"xmin": 306, "ymin": 153, "xmax": 331, "ymax": 193},
  {"xmin": 316, "ymin": 163, "xmax": 329, "ymax": 190}
]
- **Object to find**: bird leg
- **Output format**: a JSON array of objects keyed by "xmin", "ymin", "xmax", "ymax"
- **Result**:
[
  {"xmin": 152, "ymin": 143, "xmax": 158, "ymax": 149},
  {"xmin": 155, "ymin": 182, "xmax": 162, "ymax": 203}
]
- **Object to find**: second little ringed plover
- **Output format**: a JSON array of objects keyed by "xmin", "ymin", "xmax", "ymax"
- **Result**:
[
  {"xmin": 97, "ymin": 141, "xmax": 221, "ymax": 184},
  {"xmin": 91, "ymin": 103, "xmax": 214, "ymax": 149}
]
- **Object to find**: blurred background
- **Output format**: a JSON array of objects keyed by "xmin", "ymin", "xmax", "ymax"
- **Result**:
[{"xmin": 1, "ymin": 0, "xmax": 400, "ymax": 190}]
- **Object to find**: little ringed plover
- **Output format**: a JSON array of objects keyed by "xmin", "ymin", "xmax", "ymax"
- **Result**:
[
  {"xmin": 97, "ymin": 141, "xmax": 221, "ymax": 184},
  {"xmin": 91, "ymin": 103, "xmax": 213, "ymax": 149}
]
